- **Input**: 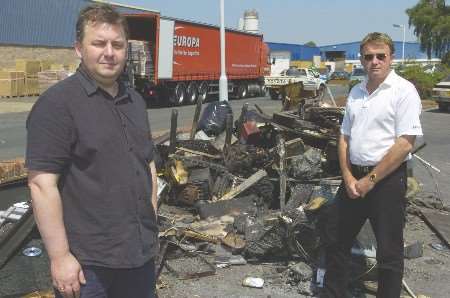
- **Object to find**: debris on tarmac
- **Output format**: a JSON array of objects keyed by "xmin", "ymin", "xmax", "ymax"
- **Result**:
[
  {"xmin": 147, "ymin": 96, "xmax": 450, "ymax": 297},
  {"xmin": 2, "ymin": 93, "xmax": 449, "ymax": 297}
]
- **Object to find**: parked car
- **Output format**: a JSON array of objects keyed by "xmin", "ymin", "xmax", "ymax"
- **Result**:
[
  {"xmin": 264, "ymin": 66, "xmax": 326, "ymax": 100},
  {"xmin": 350, "ymin": 68, "xmax": 366, "ymax": 81},
  {"xmin": 423, "ymin": 64, "xmax": 445, "ymax": 74},
  {"xmin": 329, "ymin": 70, "xmax": 350, "ymax": 80},
  {"xmin": 317, "ymin": 68, "xmax": 331, "ymax": 81},
  {"xmin": 349, "ymin": 68, "xmax": 366, "ymax": 91},
  {"xmin": 281, "ymin": 67, "xmax": 308, "ymax": 77},
  {"xmin": 432, "ymin": 75, "xmax": 450, "ymax": 112}
]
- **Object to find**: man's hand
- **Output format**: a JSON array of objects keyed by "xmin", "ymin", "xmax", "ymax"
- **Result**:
[
  {"xmin": 355, "ymin": 176, "xmax": 375, "ymax": 198},
  {"xmin": 344, "ymin": 175, "xmax": 361, "ymax": 199},
  {"xmin": 51, "ymin": 252, "xmax": 86, "ymax": 298}
]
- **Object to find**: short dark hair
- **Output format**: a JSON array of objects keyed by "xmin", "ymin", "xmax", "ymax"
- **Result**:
[
  {"xmin": 360, "ymin": 32, "xmax": 395, "ymax": 55},
  {"xmin": 76, "ymin": 3, "xmax": 129, "ymax": 42}
]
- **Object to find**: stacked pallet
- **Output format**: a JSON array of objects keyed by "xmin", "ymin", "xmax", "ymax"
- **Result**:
[
  {"xmin": 0, "ymin": 60, "xmax": 79, "ymax": 97},
  {"xmin": 40, "ymin": 60, "xmax": 53, "ymax": 71},
  {"xmin": 0, "ymin": 158, "xmax": 27, "ymax": 185},
  {"xmin": 67, "ymin": 63, "xmax": 79, "ymax": 73},
  {"xmin": 15, "ymin": 59, "xmax": 40, "ymax": 75},
  {"xmin": 37, "ymin": 70, "xmax": 69, "ymax": 94},
  {"xmin": 0, "ymin": 71, "xmax": 25, "ymax": 97},
  {"xmin": 49, "ymin": 63, "xmax": 65, "ymax": 71},
  {"xmin": 16, "ymin": 59, "xmax": 40, "ymax": 96},
  {"xmin": 128, "ymin": 40, "xmax": 154, "ymax": 78}
]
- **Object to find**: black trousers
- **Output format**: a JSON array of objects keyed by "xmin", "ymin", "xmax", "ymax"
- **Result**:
[
  {"xmin": 55, "ymin": 259, "xmax": 156, "ymax": 298},
  {"xmin": 321, "ymin": 163, "xmax": 407, "ymax": 298}
]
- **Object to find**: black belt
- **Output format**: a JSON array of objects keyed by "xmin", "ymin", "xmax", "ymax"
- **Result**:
[{"xmin": 351, "ymin": 164, "xmax": 375, "ymax": 176}]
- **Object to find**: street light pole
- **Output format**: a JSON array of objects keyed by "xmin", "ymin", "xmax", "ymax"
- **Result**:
[
  {"xmin": 219, "ymin": 0, "xmax": 228, "ymax": 101},
  {"xmin": 393, "ymin": 24, "xmax": 405, "ymax": 64}
]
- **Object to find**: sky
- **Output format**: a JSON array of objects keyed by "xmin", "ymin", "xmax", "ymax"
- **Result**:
[{"xmin": 112, "ymin": 0, "xmax": 424, "ymax": 46}]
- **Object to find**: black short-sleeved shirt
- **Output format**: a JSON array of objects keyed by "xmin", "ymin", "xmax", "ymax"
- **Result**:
[{"xmin": 26, "ymin": 67, "xmax": 158, "ymax": 268}]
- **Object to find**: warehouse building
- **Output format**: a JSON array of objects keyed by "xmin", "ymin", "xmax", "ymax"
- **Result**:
[
  {"xmin": 266, "ymin": 40, "xmax": 440, "ymax": 74},
  {"xmin": 266, "ymin": 42, "xmax": 321, "ymax": 75},
  {"xmin": 320, "ymin": 41, "xmax": 441, "ymax": 72},
  {"xmin": 0, "ymin": 0, "xmax": 157, "ymax": 69},
  {"xmin": 319, "ymin": 41, "xmax": 440, "ymax": 63},
  {"xmin": 266, "ymin": 42, "xmax": 321, "ymax": 61}
]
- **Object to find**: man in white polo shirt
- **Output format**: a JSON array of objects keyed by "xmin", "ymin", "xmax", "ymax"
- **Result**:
[{"xmin": 321, "ymin": 32, "xmax": 423, "ymax": 298}]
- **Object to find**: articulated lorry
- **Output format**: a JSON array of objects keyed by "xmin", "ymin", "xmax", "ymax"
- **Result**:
[{"xmin": 124, "ymin": 13, "xmax": 270, "ymax": 106}]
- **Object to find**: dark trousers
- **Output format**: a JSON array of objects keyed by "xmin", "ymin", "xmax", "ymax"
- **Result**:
[
  {"xmin": 55, "ymin": 259, "xmax": 156, "ymax": 298},
  {"xmin": 321, "ymin": 163, "xmax": 407, "ymax": 298}
]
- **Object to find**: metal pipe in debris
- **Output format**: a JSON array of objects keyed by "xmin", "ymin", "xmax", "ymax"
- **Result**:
[
  {"xmin": 413, "ymin": 154, "xmax": 441, "ymax": 173},
  {"xmin": 402, "ymin": 278, "xmax": 417, "ymax": 298},
  {"xmin": 324, "ymin": 84, "xmax": 337, "ymax": 107},
  {"xmin": 224, "ymin": 113, "xmax": 233, "ymax": 152},
  {"xmin": 277, "ymin": 136, "xmax": 287, "ymax": 211},
  {"xmin": 237, "ymin": 103, "xmax": 248, "ymax": 140},
  {"xmin": 412, "ymin": 142, "xmax": 426, "ymax": 155},
  {"xmin": 169, "ymin": 109, "xmax": 178, "ymax": 154},
  {"xmin": 190, "ymin": 96, "xmax": 203, "ymax": 140}
]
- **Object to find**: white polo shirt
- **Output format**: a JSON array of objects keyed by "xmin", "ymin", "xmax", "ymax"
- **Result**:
[{"xmin": 341, "ymin": 70, "xmax": 423, "ymax": 166}]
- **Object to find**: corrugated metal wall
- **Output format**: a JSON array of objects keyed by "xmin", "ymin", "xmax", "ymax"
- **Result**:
[
  {"xmin": 319, "ymin": 41, "xmax": 437, "ymax": 60},
  {"xmin": 0, "ymin": 0, "xmax": 155, "ymax": 48},
  {"xmin": 266, "ymin": 42, "xmax": 320, "ymax": 61},
  {"xmin": 267, "ymin": 42, "xmax": 321, "ymax": 61}
]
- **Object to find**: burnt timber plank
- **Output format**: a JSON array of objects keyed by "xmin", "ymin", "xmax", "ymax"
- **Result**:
[
  {"xmin": 0, "ymin": 210, "xmax": 35, "ymax": 269},
  {"xmin": 421, "ymin": 209, "xmax": 450, "ymax": 248}
]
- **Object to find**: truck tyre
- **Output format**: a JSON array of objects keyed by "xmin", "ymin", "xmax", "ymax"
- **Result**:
[
  {"xmin": 169, "ymin": 83, "xmax": 186, "ymax": 106},
  {"xmin": 237, "ymin": 83, "xmax": 248, "ymax": 99},
  {"xmin": 438, "ymin": 102, "xmax": 448, "ymax": 112},
  {"xmin": 260, "ymin": 85, "xmax": 268, "ymax": 97},
  {"xmin": 186, "ymin": 82, "xmax": 198, "ymax": 104},
  {"xmin": 198, "ymin": 81, "xmax": 208, "ymax": 103}
]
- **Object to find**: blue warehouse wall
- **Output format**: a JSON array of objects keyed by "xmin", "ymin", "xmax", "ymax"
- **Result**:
[
  {"xmin": 267, "ymin": 42, "xmax": 320, "ymax": 61},
  {"xmin": 0, "ymin": 0, "xmax": 155, "ymax": 48},
  {"xmin": 319, "ymin": 41, "xmax": 439, "ymax": 60}
]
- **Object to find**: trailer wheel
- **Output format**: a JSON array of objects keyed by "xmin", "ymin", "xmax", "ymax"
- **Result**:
[
  {"xmin": 198, "ymin": 81, "xmax": 209, "ymax": 103},
  {"xmin": 260, "ymin": 85, "xmax": 268, "ymax": 97},
  {"xmin": 169, "ymin": 83, "xmax": 186, "ymax": 105},
  {"xmin": 438, "ymin": 102, "xmax": 448, "ymax": 112},
  {"xmin": 237, "ymin": 83, "xmax": 248, "ymax": 99},
  {"xmin": 269, "ymin": 88, "xmax": 281, "ymax": 100},
  {"xmin": 186, "ymin": 82, "xmax": 198, "ymax": 104}
]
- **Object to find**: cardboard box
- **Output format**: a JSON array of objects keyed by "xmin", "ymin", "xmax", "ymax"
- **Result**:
[
  {"xmin": 15, "ymin": 59, "xmax": 41, "ymax": 76},
  {"xmin": 0, "ymin": 71, "xmax": 25, "ymax": 97}
]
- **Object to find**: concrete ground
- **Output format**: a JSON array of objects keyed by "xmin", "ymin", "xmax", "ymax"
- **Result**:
[{"xmin": 0, "ymin": 88, "xmax": 447, "ymax": 298}]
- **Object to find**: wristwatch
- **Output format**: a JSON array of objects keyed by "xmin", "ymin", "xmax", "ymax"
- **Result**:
[{"xmin": 369, "ymin": 173, "xmax": 377, "ymax": 184}]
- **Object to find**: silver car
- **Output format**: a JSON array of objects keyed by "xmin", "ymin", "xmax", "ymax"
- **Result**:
[{"xmin": 432, "ymin": 75, "xmax": 450, "ymax": 112}]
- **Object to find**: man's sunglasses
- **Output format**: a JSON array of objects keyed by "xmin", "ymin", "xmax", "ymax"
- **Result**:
[{"xmin": 363, "ymin": 53, "xmax": 388, "ymax": 61}]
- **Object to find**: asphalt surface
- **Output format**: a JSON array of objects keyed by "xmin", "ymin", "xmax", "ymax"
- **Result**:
[
  {"xmin": 0, "ymin": 95, "xmax": 282, "ymax": 161},
  {"xmin": 0, "ymin": 84, "xmax": 348, "ymax": 161},
  {"xmin": 1, "ymin": 86, "xmax": 450, "ymax": 297}
]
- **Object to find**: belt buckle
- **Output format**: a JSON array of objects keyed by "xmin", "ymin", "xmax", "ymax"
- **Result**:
[
  {"xmin": 361, "ymin": 166, "xmax": 371, "ymax": 175},
  {"xmin": 353, "ymin": 164, "xmax": 370, "ymax": 175}
]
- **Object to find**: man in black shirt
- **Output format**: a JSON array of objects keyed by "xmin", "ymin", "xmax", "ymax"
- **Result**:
[{"xmin": 26, "ymin": 4, "xmax": 158, "ymax": 298}]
